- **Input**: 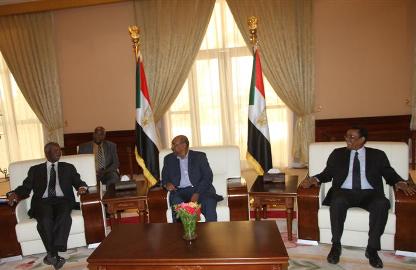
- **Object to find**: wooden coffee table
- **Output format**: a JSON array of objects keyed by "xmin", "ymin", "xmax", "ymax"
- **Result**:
[
  {"xmin": 87, "ymin": 221, "xmax": 289, "ymax": 270},
  {"xmin": 249, "ymin": 175, "xmax": 299, "ymax": 241}
]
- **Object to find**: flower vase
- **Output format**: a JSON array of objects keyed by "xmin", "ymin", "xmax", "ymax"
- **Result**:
[{"xmin": 181, "ymin": 215, "xmax": 198, "ymax": 241}]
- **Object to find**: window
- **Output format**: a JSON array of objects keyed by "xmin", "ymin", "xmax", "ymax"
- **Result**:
[
  {"xmin": 163, "ymin": 0, "xmax": 292, "ymax": 169},
  {"xmin": 0, "ymin": 51, "xmax": 44, "ymax": 172}
]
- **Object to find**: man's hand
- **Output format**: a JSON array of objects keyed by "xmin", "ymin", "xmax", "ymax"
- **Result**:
[
  {"xmin": 6, "ymin": 191, "xmax": 18, "ymax": 206},
  {"xmin": 165, "ymin": 182, "xmax": 177, "ymax": 192},
  {"xmin": 77, "ymin": 186, "xmax": 88, "ymax": 196},
  {"xmin": 301, "ymin": 176, "xmax": 319, "ymax": 188},
  {"xmin": 96, "ymin": 168, "xmax": 104, "ymax": 177},
  {"xmin": 395, "ymin": 181, "xmax": 416, "ymax": 196},
  {"xmin": 190, "ymin": 193, "xmax": 200, "ymax": 202}
]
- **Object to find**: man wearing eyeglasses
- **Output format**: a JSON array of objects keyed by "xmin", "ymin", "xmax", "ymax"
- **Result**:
[
  {"xmin": 302, "ymin": 127, "xmax": 415, "ymax": 269},
  {"xmin": 162, "ymin": 135, "xmax": 220, "ymax": 222}
]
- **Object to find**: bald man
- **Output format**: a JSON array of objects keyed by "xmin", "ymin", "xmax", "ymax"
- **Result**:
[{"xmin": 162, "ymin": 135, "xmax": 220, "ymax": 222}]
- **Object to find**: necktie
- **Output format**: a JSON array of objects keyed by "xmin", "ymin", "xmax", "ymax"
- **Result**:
[
  {"xmin": 48, "ymin": 164, "xmax": 56, "ymax": 197},
  {"xmin": 352, "ymin": 151, "xmax": 361, "ymax": 190},
  {"xmin": 96, "ymin": 144, "xmax": 104, "ymax": 170}
]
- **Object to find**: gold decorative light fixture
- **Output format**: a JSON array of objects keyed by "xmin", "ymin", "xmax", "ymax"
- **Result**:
[
  {"xmin": 247, "ymin": 16, "xmax": 258, "ymax": 46},
  {"xmin": 128, "ymin": 25, "xmax": 140, "ymax": 61}
]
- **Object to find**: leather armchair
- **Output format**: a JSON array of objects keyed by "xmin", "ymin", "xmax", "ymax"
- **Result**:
[
  {"xmin": 9, "ymin": 154, "xmax": 106, "ymax": 256},
  {"xmin": 297, "ymin": 142, "xmax": 416, "ymax": 255}
]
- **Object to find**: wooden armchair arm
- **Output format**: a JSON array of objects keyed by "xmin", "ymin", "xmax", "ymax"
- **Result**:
[
  {"xmin": 0, "ymin": 204, "xmax": 22, "ymax": 257},
  {"xmin": 394, "ymin": 175, "xmax": 416, "ymax": 252},
  {"xmin": 147, "ymin": 186, "xmax": 168, "ymax": 223},
  {"xmin": 227, "ymin": 180, "xmax": 249, "ymax": 221},
  {"xmin": 80, "ymin": 186, "xmax": 105, "ymax": 244},
  {"xmin": 297, "ymin": 181, "xmax": 320, "ymax": 241}
]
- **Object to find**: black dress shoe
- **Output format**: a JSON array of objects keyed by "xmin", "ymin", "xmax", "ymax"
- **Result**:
[
  {"xmin": 365, "ymin": 248, "xmax": 383, "ymax": 268},
  {"xmin": 43, "ymin": 254, "xmax": 57, "ymax": 265},
  {"xmin": 53, "ymin": 255, "xmax": 66, "ymax": 270},
  {"xmin": 327, "ymin": 243, "xmax": 342, "ymax": 264}
]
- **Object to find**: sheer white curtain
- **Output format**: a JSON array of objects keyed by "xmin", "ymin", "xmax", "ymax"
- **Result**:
[
  {"xmin": 163, "ymin": 0, "xmax": 293, "ymax": 169},
  {"xmin": 0, "ymin": 52, "xmax": 44, "ymax": 171}
]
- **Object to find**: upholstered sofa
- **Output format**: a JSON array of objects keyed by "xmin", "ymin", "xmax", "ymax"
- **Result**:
[
  {"xmin": 297, "ymin": 142, "xmax": 416, "ymax": 255},
  {"xmin": 9, "ymin": 154, "xmax": 105, "ymax": 256},
  {"xmin": 147, "ymin": 145, "xmax": 249, "ymax": 223}
]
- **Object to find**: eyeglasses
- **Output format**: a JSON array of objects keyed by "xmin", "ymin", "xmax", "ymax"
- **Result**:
[{"xmin": 344, "ymin": 134, "xmax": 361, "ymax": 141}]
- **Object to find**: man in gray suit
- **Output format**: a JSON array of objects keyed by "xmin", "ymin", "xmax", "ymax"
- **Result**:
[{"xmin": 78, "ymin": 126, "xmax": 120, "ymax": 185}]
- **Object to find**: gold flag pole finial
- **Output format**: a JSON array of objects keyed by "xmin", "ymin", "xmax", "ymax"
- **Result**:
[
  {"xmin": 128, "ymin": 25, "xmax": 140, "ymax": 62},
  {"xmin": 247, "ymin": 16, "xmax": 258, "ymax": 47}
]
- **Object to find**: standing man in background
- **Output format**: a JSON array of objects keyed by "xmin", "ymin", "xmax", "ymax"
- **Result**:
[{"xmin": 78, "ymin": 126, "xmax": 120, "ymax": 185}]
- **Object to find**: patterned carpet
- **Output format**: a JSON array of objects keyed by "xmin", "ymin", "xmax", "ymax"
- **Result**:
[{"xmin": 1, "ymin": 219, "xmax": 415, "ymax": 270}]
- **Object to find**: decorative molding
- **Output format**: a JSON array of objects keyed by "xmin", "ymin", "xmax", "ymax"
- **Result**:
[
  {"xmin": 0, "ymin": 0, "xmax": 128, "ymax": 16},
  {"xmin": 315, "ymin": 115, "xmax": 411, "ymax": 142}
]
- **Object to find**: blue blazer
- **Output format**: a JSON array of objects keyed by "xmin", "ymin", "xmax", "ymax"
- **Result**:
[
  {"xmin": 315, "ymin": 147, "xmax": 403, "ymax": 205},
  {"xmin": 161, "ymin": 150, "xmax": 216, "ymax": 196}
]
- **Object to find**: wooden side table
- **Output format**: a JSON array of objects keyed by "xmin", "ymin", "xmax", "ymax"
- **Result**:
[
  {"xmin": 102, "ymin": 181, "xmax": 149, "ymax": 228},
  {"xmin": 249, "ymin": 175, "xmax": 299, "ymax": 241},
  {"xmin": 0, "ymin": 204, "xmax": 22, "ymax": 258}
]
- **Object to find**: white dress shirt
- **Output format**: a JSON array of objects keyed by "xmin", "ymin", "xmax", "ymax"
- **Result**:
[
  {"xmin": 341, "ymin": 147, "xmax": 374, "ymax": 189},
  {"xmin": 42, "ymin": 161, "xmax": 64, "ymax": 198}
]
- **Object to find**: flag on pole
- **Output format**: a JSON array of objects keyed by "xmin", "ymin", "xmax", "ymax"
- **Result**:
[
  {"xmin": 247, "ymin": 47, "xmax": 272, "ymax": 175},
  {"xmin": 135, "ymin": 53, "xmax": 161, "ymax": 186}
]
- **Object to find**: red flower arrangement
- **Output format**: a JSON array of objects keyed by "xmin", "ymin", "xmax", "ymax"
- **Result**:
[{"xmin": 174, "ymin": 202, "xmax": 201, "ymax": 240}]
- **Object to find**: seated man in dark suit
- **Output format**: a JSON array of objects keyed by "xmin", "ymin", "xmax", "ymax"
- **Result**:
[
  {"xmin": 7, "ymin": 142, "xmax": 88, "ymax": 270},
  {"xmin": 78, "ymin": 126, "xmax": 120, "ymax": 185},
  {"xmin": 162, "ymin": 135, "xmax": 220, "ymax": 222},
  {"xmin": 302, "ymin": 127, "xmax": 416, "ymax": 268}
]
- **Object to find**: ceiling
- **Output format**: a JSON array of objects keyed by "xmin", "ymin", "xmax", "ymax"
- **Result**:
[{"xmin": 0, "ymin": 0, "xmax": 127, "ymax": 16}]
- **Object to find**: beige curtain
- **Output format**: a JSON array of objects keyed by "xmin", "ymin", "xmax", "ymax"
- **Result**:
[
  {"xmin": 0, "ymin": 53, "xmax": 44, "ymax": 166},
  {"xmin": 133, "ymin": 0, "xmax": 215, "ymax": 122},
  {"xmin": 164, "ymin": 0, "xmax": 293, "ymax": 169},
  {"xmin": 0, "ymin": 12, "xmax": 64, "ymax": 146},
  {"xmin": 227, "ymin": 0, "xmax": 314, "ymax": 164}
]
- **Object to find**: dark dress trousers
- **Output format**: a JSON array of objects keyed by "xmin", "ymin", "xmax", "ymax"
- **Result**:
[
  {"xmin": 315, "ymin": 147, "xmax": 403, "ymax": 250},
  {"xmin": 78, "ymin": 140, "xmax": 120, "ymax": 185},
  {"xmin": 162, "ymin": 150, "xmax": 219, "ymax": 222},
  {"xmin": 14, "ymin": 162, "xmax": 88, "ymax": 254}
]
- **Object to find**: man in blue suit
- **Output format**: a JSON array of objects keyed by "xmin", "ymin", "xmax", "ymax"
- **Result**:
[{"xmin": 162, "ymin": 135, "xmax": 219, "ymax": 222}]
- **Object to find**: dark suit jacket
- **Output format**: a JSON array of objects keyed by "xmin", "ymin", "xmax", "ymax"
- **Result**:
[
  {"xmin": 315, "ymin": 147, "xmax": 403, "ymax": 205},
  {"xmin": 14, "ymin": 162, "xmax": 88, "ymax": 214},
  {"xmin": 161, "ymin": 150, "xmax": 216, "ymax": 196},
  {"xmin": 78, "ymin": 140, "xmax": 119, "ymax": 173}
]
